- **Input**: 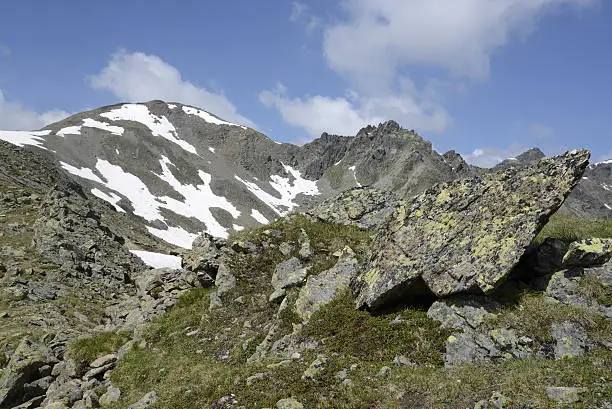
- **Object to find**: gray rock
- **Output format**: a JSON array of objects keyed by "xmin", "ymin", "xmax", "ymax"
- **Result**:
[
  {"xmin": 546, "ymin": 386, "xmax": 587, "ymax": 403},
  {"xmin": 99, "ymin": 386, "xmax": 121, "ymax": 406},
  {"xmin": 376, "ymin": 366, "xmax": 391, "ymax": 378},
  {"xmin": 246, "ymin": 372, "xmax": 266, "ymax": 386},
  {"xmin": 128, "ymin": 391, "xmax": 157, "ymax": 409},
  {"xmin": 215, "ymin": 263, "xmax": 237, "ymax": 297},
  {"xmin": 182, "ymin": 232, "xmax": 226, "ymax": 276},
  {"xmin": 271, "ymin": 258, "xmax": 310, "ymax": 291},
  {"xmin": 302, "ymin": 355, "xmax": 329, "ymax": 381},
  {"xmin": 209, "ymin": 291, "xmax": 223, "ymax": 311},
  {"xmin": 354, "ymin": 150, "xmax": 590, "ymax": 310},
  {"xmin": 298, "ymin": 229, "xmax": 312, "ymax": 259},
  {"xmin": 276, "ymin": 398, "xmax": 304, "ymax": 409},
  {"xmin": 0, "ymin": 338, "xmax": 58, "ymax": 408},
  {"xmin": 427, "ymin": 296, "xmax": 500, "ymax": 331},
  {"xmin": 89, "ymin": 354, "xmax": 117, "ymax": 369},
  {"xmin": 279, "ymin": 242, "xmax": 293, "ymax": 256},
  {"xmin": 392, "ymin": 355, "xmax": 415, "ymax": 367},
  {"xmin": 551, "ymin": 321, "xmax": 589, "ymax": 359},
  {"xmin": 295, "ymin": 247, "xmax": 358, "ymax": 321},
  {"xmin": 563, "ymin": 238, "xmax": 612, "ymax": 267}
]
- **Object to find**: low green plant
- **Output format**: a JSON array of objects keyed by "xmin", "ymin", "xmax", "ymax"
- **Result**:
[
  {"xmin": 67, "ymin": 331, "xmax": 131, "ymax": 373},
  {"xmin": 534, "ymin": 212, "xmax": 612, "ymax": 244}
]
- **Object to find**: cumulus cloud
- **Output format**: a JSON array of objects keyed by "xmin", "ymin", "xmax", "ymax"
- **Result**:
[
  {"xmin": 0, "ymin": 90, "xmax": 70, "ymax": 130},
  {"xmin": 463, "ymin": 144, "xmax": 530, "ymax": 168},
  {"xmin": 260, "ymin": 83, "xmax": 450, "ymax": 138},
  {"xmin": 324, "ymin": 0, "xmax": 595, "ymax": 85},
  {"xmin": 265, "ymin": 0, "xmax": 594, "ymax": 141},
  {"xmin": 290, "ymin": 2, "xmax": 321, "ymax": 32},
  {"xmin": 88, "ymin": 50, "xmax": 255, "ymax": 128}
]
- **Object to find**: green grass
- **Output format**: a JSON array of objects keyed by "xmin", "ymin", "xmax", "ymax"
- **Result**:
[
  {"xmin": 534, "ymin": 213, "xmax": 612, "ymax": 245},
  {"xmin": 67, "ymin": 331, "xmax": 131, "ymax": 373},
  {"xmin": 490, "ymin": 292, "xmax": 611, "ymax": 346},
  {"xmin": 302, "ymin": 291, "xmax": 448, "ymax": 365}
]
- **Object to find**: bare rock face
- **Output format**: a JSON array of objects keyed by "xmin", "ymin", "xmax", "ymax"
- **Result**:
[{"xmin": 354, "ymin": 150, "xmax": 590, "ymax": 311}]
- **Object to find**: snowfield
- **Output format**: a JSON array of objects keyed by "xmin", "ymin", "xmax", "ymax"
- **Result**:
[{"xmin": 130, "ymin": 250, "xmax": 182, "ymax": 269}]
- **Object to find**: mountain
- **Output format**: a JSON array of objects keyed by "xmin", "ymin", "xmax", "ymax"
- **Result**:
[
  {"xmin": 1, "ymin": 100, "xmax": 609, "ymax": 254},
  {"xmin": 0, "ymin": 101, "xmax": 465, "ymax": 249}
]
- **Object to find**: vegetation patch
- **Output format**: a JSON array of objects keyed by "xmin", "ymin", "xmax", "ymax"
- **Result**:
[
  {"xmin": 67, "ymin": 331, "xmax": 131, "ymax": 373},
  {"xmin": 534, "ymin": 212, "xmax": 612, "ymax": 244}
]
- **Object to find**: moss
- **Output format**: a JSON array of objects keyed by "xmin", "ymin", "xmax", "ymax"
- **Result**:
[{"xmin": 67, "ymin": 331, "xmax": 131, "ymax": 373}]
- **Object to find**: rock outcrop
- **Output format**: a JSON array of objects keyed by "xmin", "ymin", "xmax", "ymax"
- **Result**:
[{"xmin": 354, "ymin": 150, "xmax": 590, "ymax": 310}]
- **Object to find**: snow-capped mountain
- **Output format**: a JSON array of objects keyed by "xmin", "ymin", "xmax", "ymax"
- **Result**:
[{"xmin": 1, "ymin": 100, "xmax": 609, "ymax": 250}]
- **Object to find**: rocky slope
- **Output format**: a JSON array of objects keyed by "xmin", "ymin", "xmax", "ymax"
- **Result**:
[
  {"xmin": 3, "ymin": 100, "xmax": 606, "ymax": 252},
  {"xmin": 1, "ymin": 149, "xmax": 610, "ymax": 409}
]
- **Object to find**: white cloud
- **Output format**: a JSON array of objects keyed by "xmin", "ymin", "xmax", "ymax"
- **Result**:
[
  {"xmin": 88, "ymin": 50, "xmax": 255, "ymax": 128},
  {"xmin": 0, "ymin": 90, "xmax": 70, "ymax": 130},
  {"xmin": 260, "ymin": 83, "xmax": 450, "ymax": 138},
  {"xmin": 463, "ymin": 143, "xmax": 529, "ymax": 168},
  {"xmin": 265, "ymin": 0, "xmax": 594, "ymax": 141},
  {"xmin": 290, "ymin": 2, "xmax": 321, "ymax": 32},
  {"xmin": 324, "ymin": 0, "xmax": 595, "ymax": 84}
]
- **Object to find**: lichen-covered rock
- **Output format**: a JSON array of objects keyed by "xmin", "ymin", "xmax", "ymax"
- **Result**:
[
  {"xmin": 305, "ymin": 187, "xmax": 399, "ymax": 230},
  {"xmin": 562, "ymin": 238, "xmax": 612, "ymax": 267},
  {"xmin": 355, "ymin": 150, "xmax": 590, "ymax": 310},
  {"xmin": 427, "ymin": 296, "xmax": 501, "ymax": 331},
  {"xmin": 276, "ymin": 397, "xmax": 305, "ymax": 409},
  {"xmin": 545, "ymin": 265, "xmax": 612, "ymax": 317},
  {"xmin": 0, "ymin": 338, "xmax": 58, "ymax": 408},
  {"xmin": 271, "ymin": 258, "xmax": 310, "ymax": 291},
  {"xmin": 550, "ymin": 321, "xmax": 589, "ymax": 359},
  {"xmin": 295, "ymin": 247, "xmax": 358, "ymax": 321}
]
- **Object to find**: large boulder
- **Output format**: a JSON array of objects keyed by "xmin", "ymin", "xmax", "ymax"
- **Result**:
[
  {"xmin": 354, "ymin": 150, "xmax": 590, "ymax": 310},
  {"xmin": 305, "ymin": 187, "xmax": 399, "ymax": 230}
]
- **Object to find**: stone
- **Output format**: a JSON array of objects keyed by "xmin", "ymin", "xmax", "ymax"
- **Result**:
[
  {"xmin": 427, "ymin": 296, "xmax": 500, "ymax": 331},
  {"xmin": 302, "ymin": 355, "xmax": 329, "ymax": 381},
  {"xmin": 182, "ymin": 232, "xmax": 226, "ymax": 275},
  {"xmin": 550, "ymin": 321, "xmax": 589, "ymax": 359},
  {"xmin": 99, "ymin": 386, "xmax": 121, "ymax": 406},
  {"xmin": 89, "ymin": 354, "xmax": 116, "ymax": 368},
  {"xmin": 305, "ymin": 187, "xmax": 399, "ymax": 230},
  {"xmin": 393, "ymin": 355, "xmax": 415, "ymax": 367},
  {"xmin": 546, "ymin": 386, "xmax": 587, "ymax": 403},
  {"xmin": 209, "ymin": 291, "xmax": 223, "ymax": 311},
  {"xmin": 128, "ymin": 391, "xmax": 157, "ymax": 409},
  {"xmin": 276, "ymin": 397, "xmax": 304, "ymax": 409},
  {"xmin": 474, "ymin": 392, "xmax": 512, "ymax": 408},
  {"xmin": 354, "ymin": 150, "xmax": 590, "ymax": 310},
  {"xmin": 279, "ymin": 242, "xmax": 293, "ymax": 256},
  {"xmin": 271, "ymin": 258, "xmax": 310, "ymax": 291},
  {"xmin": 268, "ymin": 288, "xmax": 286, "ymax": 303},
  {"xmin": 215, "ymin": 263, "xmax": 237, "ymax": 297},
  {"xmin": 295, "ymin": 247, "xmax": 358, "ymax": 321},
  {"xmin": 376, "ymin": 366, "xmax": 391, "ymax": 378},
  {"xmin": 563, "ymin": 238, "xmax": 612, "ymax": 267},
  {"xmin": 298, "ymin": 229, "xmax": 312, "ymax": 259},
  {"xmin": 0, "ymin": 338, "xmax": 58, "ymax": 408},
  {"xmin": 246, "ymin": 372, "xmax": 266, "ymax": 386}
]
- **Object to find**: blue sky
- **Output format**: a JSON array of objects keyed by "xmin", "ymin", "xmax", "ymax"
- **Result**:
[{"xmin": 0, "ymin": 0, "xmax": 610, "ymax": 166}]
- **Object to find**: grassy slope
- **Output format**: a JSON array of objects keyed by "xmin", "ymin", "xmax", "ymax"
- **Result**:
[{"xmin": 103, "ymin": 213, "xmax": 612, "ymax": 408}]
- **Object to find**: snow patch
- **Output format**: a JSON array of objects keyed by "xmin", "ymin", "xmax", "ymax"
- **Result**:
[
  {"xmin": 605, "ymin": 203, "xmax": 611, "ymax": 210},
  {"xmin": 582, "ymin": 177, "xmax": 589, "ymax": 180},
  {"xmin": 57, "ymin": 118, "xmax": 125, "ymax": 137},
  {"xmin": 168, "ymin": 104, "xmax": 177, "ymax": 109},
  {"xmin": 334, "ymin": 159, "xmax": 342, "ymax": 166},
  {"xmin": 146, "ymin": 225, "xmax": 198, "ymax": 249},
  {"xmin": 233, "ymin": 224, "xmax": 245, "ymax": 231},
  {"xmin": 349, "ymin": 165, "xmax": 361, "ymax": 187},
  {"xmin": 182, "ymin": 106, "xmax": 247, "ymax": 129},
  {"xmin": 209, "ymin": 146, "xmax": 216, "ymax": 153},
  {"xmin": 91, "ymin": 188, "xmax": 125, "ymax": 213},
  {"xmin": 101, "ymin": 104, "xmax": 197, "ymax": 154},
  {"xmin": 130, "ymin": 250, "xmax": 182, "ymax": 269},
  {"xmin": 602, "ymin": 184, "xmax": 610, "ymax": 192},
  {"xmin": 57, "ymin": 125, "xmax": 82, "ymax": 137},
  {"xmin": 0, "ymin": 130, "xmax": 50, "ymax": 148},
  {"xmin": 235, "ymin": 164, "xmax": 319, "ymax": 216},
  {"xmin": 596, "ymin": 159, "xmax": 612, "ymax": 165},
  {"xmin": 251, "ymin": 209, "xmax": 269, "ymax": 224},
  {"xmin": 60, "ymin": 162, "xmax": 104, "ymax": 183}
]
